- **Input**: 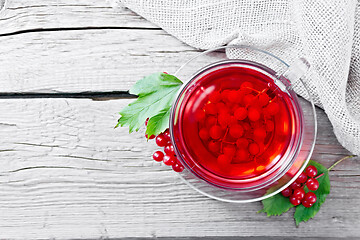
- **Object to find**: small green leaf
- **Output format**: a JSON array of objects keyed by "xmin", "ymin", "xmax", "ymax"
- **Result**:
[
  {"xmin": 294, "ymin": 160, "xmax": 330, "ymax": 225},
  {"xmin": 259, "ymin": 192, "xmax": 294, "ymax": 216},
  {"xmin": 146, "ymin": 107, "xmax": 172, "ymax": 137},
  {"xmin": 116, "ymin": 73, "xmax": 182, "ymax": 134}
]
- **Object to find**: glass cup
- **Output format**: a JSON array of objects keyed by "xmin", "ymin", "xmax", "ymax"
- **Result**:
[{"xmin": 170, "ymin": 45, "xmax": 317, "ymax": 202}]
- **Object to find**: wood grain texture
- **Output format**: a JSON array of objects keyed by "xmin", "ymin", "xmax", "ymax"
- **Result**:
[
  {"xmin": 0, "ymin": 0, "xmax": 201, "ymax": 94},
  {"xmin": 0, "ymin": 29, "xmax": 199, "ymax": 93},
  {"xmin": 0, "ymin": 98, "xmax": 359, "ymax": 239}
]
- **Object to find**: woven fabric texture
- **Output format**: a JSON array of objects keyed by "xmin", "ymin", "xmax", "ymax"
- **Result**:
[{"xmin": 113, "ymin": 0, "xmax": 360, "ymax": 155}]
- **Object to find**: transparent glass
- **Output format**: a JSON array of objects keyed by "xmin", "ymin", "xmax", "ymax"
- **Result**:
[{"xmin": 170, "ymin": 45, "xmax": 317, "ymax": 202}]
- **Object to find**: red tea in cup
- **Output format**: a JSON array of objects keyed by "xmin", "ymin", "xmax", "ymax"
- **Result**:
[{"xmin": 171, "ymin": 60, "xmax": 303, "ymax": 189}]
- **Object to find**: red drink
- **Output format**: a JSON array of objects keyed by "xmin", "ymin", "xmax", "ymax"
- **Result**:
[{"xmin": 171, "ymin": 60, "xmax": 303, "ymax": 189}]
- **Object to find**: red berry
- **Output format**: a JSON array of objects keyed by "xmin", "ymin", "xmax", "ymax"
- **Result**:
[
  {"xmin": 301, "ymin": 200, "xmax": 313, "ymax": 208},
  {"xmin": 164, "ymin": 144, "xmax": 175, "ymax": 156},
  {"xmin": 258, "ymin": 93, "xmax": 270, "ymax": 106},
  {"xmin": 208, "ymin": 141, "xmax": 220, "ymax": 152},
  {"xmin": 152, "ymin": 151, "xmax": 164, "ymax": 162},
  {"xmin": 155, "ymin": 134, "xmax": 168, "ymax": 147},
  {"xmin": 249, "ymin": 142, "xmax": 260, "ymax": 155},
  {"xmin": 209, "ymin": 91, "xmax": 221, "ymax": 103},
  {"xmin": 199, "ymin": 128, "xmax": 209, "ymax": 140},
  {"xmin": 209, "ymin": 125, "xmax": 223, "ymax": 139},
  {"xmin": 163, "ymin": 155, "xmax": 176, "ymax": 166},
  {"xmin": 220, "ymin": 89, "xmax": 231, "ymax": 101},
  {"xmin": 304, "ymin": 192, "xmax": 317, "ymax": 204},
  {"xmin": 243, "ymin": 94, "xmax": 255, "ymax": 106},
  {"xmin": 241, "ymin": 82, "xmax": 253, "ymax": 94},
  {"xmin": 223, "ymin": 145, "xmax": 236, "ymax": 157},
  {"xmin": 305, "ymin": 165, "xmax": 318, "ymax": 178},
  {"xmin": 306, "ymin": 178, "xmax": 319, "ymax": 191},
  {"xmin": 290, "ymin": 181, "xmax": 301, "ymax": 190},
  {"xmin": 172, "ymin": 161, "xmax": 184, "ymax": 172},
  {"xmin": 248, "ymin": 107, "xmax": 261, "ymax": 121},
  {"xmin": 289, "ymin": 196, "xmax": 301, "ymax": 206},
  {"xmin": 296, "ymin": 172, "xmax": 308, "ymax": 184},
  {"xmin": 281, "ymin": 187, "xmax": 292, "ymax": 197},
  {"xmin": 236, "ymin": 138, "xmax": 249, "ymax": 148},
  {"xmin": 266, "ymin": 102, "xmax": 279, "ymax": 115},
  {"xmin": 234, "ymin": 107, "xmax": 247, "ymax": 120},
  {"xmin": 145, "ymin": 118, "xmax": 149, "ymax": 126},
  {"xmin": 217, "ymin": 154, "xmax": 232, "ymax": 165},
  {"xmin": 163, "ymin": 129, "xmax": 171, "ymax": 141},
  {"xmin": 218, "ymin": 113, "xmax": 231, "ymax": 127},
  {"xmin": 293, "ymin": 188, "xmax": 305, "ymax": 200},
  {"xmin": 227, "ymin": 90, "xmax": 238, "ymax": 103},
  {"xmin": 254, "ymin": 128, "xmax": 266, "ymax": 141},
  {"xmin": 217, "ymin": 102, "xmax": 229, "ymax": 115},
  {"xmin": 235, "ymin": 149, "xmax": 249, "ymax": 162},
  {"xmin": 145, "ymin": 133, "xmax": 155, "ymax": 139},
  {"xmin": 229, "ymin": 124, "xmax": 244, "ymax": 138},
  {"xmin": 205, "ymin": 116, "xmax": 217, "ymax": 128}
]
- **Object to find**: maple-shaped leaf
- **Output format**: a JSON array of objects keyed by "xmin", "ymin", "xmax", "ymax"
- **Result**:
[
  {"xmin": 259, "ymin": 189, "xmax": 294, "ymax": 216},
  {"xmin": 294, "ymin": 160, "xmax": 330, "ymax": 225},
  {"xmin": 116, "ymin": 73, "xmax": 182, "ymax": 135}
]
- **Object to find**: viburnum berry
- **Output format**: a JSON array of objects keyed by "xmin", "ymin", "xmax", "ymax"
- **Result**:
[
  {"xmin": 163, "ymin": 155, "xmax": 176, "ymax": 166},
  {"xmin": 205, "ymin": 103, "xmax": 217, "ymax": 115},
  {"xmin": 293, "ymin": 188, "xmax": 305, "ymax": 200},
  {"xmin": 249, "ymin": 142, "xmax": 260, "ymax": 155},
  {"xmin": 164, "ymin": 144, "xmax": 175, "ymax": 156},
  {"xmin": 304, "ymin": 192, "xmax": 317, "ymax": 204},
  {"xmin": 290, "ymin": 181, "xmax": 301, "ymax": 190},
  {"xmin": 223, "ymin": 145, "xmax": 236, "ymax": 157},
  {"xmin": 208, "ymin": 140, "xmax": 220, "ymax": 152},
  {"xmin": 234, "ymin": 107, "xmax": 247, "ymax": 120},
  {"xmin": 145, "ymin": 133, "xmax": 155, "ymax": 139},
  {"xmin": 199, "ymin": 128, "xmax": 210, "ymax": 140},
  {"xmin": 236, "ymin": 138, "xmax": 249, "ymax": 148},
  {"xmin": 155, "ymin": 133, "xmax": 168, "ymax": 147},
  {"xmin": 172, "ymin": 161, "xmax": 184, "ymax": 172},
  {"xmin": 241, "ymin": 82, "xmax": 253, "ymax": 94},
  {"xmin": 265, "ymin": 120, "xmax": 274, "ymax": 132},
  {"xmin": 248, "ymin": 107, "xmax": 261, "ymax": 121},
  {"xmin": 306, "ymin": 178, "xmax": 319, "ymax": 191},
  {"xmin": 305, "ymin": 165, "xmax": 318, "ymax": 178},
  {"xmin": 289, "ymin": 195, "xmax": 301, "ymax": 206},
  {"xmin": 301, "ymin": 200, "xmax": 313, "ymax": 208},
  {"xmin": 152, "ymin": 151, "xmax": 164, "ymax": 162},
  {"xmin": 258, "ymin": 93, "xmax": 270, "ymax": 106},
  {"xmin": 209, "ymin": 125, "xmax": 223, "ymax": 139},
  {"xmin": 296, "ymin": 172, "xmax": 308, "ymax": 184},
  {"xmin": 229, "ymin": 124, "xmax": 244, "ymax": 138},
  {"xmin": 281, "ymin": 187, "xmax": 292, "ymax": 197},
  {"xmin": 163, "ymin": 129, "xmax": 171, "ymax": 142},
  {"xmin": 209, "ymin": 91, "xmax": 221, "ymax": 103}
]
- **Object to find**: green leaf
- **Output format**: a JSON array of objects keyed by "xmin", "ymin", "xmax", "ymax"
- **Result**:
[
  {"xmin": 116, "ymin": 73, "xmax": 182, "ymax": 135},
  {"xmin": 294, "ymin": 160, "xmax": 330, "ymax": 225},
  {"xmin": 259, "ymin": 192, "xmax": 294, "ymax": 216},
  {"xmin": 146, "ymin": 107, "xmax": 172, "ymax": 137}
]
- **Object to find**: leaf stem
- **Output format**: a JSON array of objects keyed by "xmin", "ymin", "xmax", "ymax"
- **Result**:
[{"xmin": 328, "ymin": 155, "xmax": 356, "ymax": 171}]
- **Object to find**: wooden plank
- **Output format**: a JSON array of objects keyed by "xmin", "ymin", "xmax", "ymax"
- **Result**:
[
  {"xmin": 0, "ymin": 0, "xmax": 156, "ymax": 34},
  {"xmin": 0, "ymin": 29, "xmax": 200, "ymax": 93},
  {"xmin": 0, "ymin": 98, "xmax": 359, "ymax": 239}
]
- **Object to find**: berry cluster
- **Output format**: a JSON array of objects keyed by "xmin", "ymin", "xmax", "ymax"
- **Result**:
[
  {"xmin": 196, "ymin": 81, "xmax": 279, "ymax": 165},
  {"xmin": 145, "ymin": 119, "xmax": 184, "ymax": 173},
  {"xmin": 281, "ymin": 165, "xmax": 319, "ymax": 208}
]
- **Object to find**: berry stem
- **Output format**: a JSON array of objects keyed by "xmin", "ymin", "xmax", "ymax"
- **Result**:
[
  {"xmin": 315, "ymin": 173, "xmax": 324, "ymax": 180},
  {"xmin": 328, "ymin": 155, "xmax": 356, "ymax": 171}
]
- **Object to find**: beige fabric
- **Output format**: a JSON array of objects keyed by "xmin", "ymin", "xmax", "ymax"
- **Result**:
[{"xmin": 112, "ymin": 0, "xmax": 360, "ymax": 155}]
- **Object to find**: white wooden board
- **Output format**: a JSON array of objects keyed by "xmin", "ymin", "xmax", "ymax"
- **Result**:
[{"xmin": 0, "ymin": 98, "xmax": 359, "ymax": 239}]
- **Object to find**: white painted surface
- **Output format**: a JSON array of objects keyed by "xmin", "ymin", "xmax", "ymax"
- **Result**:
[{"xmin": 0, "ymin": 1, "xmax": 359, "ymax": 239}]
